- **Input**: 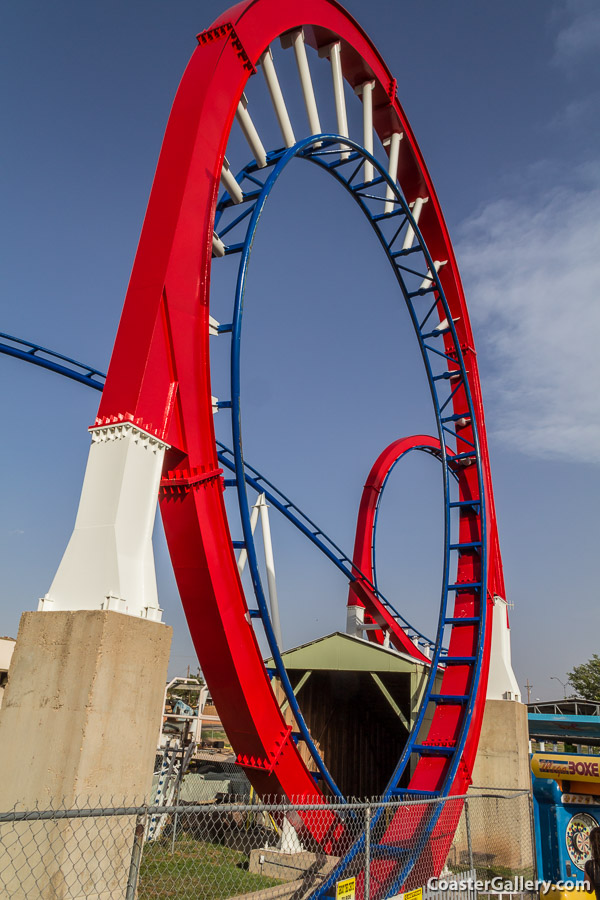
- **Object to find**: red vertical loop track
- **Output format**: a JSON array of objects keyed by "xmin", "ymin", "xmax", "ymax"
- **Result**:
[{"xmin": 94, "ymin": 0, "xmax": 505, "ymax": 870}]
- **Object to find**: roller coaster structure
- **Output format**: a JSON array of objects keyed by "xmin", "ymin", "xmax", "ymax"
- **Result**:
[{"xmin": 1, "ymin": 1, "xmax": 509, "ymax": 896}]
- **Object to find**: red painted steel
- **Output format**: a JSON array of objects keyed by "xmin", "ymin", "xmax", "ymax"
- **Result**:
[
  {"xmin": 95, "ymin": 0, "xmax": 505, "ymax": 866},
  {"xmin": 348, "ymin": 436, "xmax": 446, "ymax": 662}
]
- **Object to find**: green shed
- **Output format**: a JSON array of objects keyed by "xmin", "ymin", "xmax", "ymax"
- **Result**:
[{"xmin": 266, "ymin": 632, "xmax": 438, "ymax": 798}]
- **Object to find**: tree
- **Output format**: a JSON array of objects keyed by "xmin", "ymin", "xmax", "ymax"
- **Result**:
[{"xmin": 568, "ymin": 655, "xmax": 600, "ymax": 701}]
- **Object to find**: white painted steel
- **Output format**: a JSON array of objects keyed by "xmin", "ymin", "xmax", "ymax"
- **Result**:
[
  {"xmin": 346, "ymin": 603, "xmax": 365, "ymax": 639},
  {"xmin": 355, "ymin": 81, "xmax": 375, "ymax": 183},
  {"xmin": 320, "ymin": 42, "xmax": 349, "ymax": 157},
  {"xmin": 39, "ymin": 422, "xmax": 168, "ymax": 620},
  {"xmin": 236, "ymin": 93, "xmax": 268, "ymax": 168},
  {"xmin": 417, "ymin": 640, "xmax": 432, "ymax": 660},
  {"xmin": 220, "ymin": 158, "xmax": 244, "ymax": 204},
  {"xmin": 212, "ymin": 232, "xmax": 226, "ymax": 258},
  {"xmin": 383, "ymin": 132, "xmax": 403, "ymax": 213},
  {"xmin": 260, "ymin": 47, "xmax": 296, "ymax": 148},
  {"xmin": 282, "ymin": 29, "xmax": 321, "ymax": 137},
  {"xmin": 237, "ymin": 499, "xmax": 261, "ymax": 575},
  {"xmin": 258, "ymin": 494, "xmax": 283, "ymax": 648},
  {"xmin": 487, "ymin": 595, "xmax": 521, "ymax": 702},
  {"xmin": 402, "ymin": 196, "xmax": 428, "ymax": 250},
  {"xmin": 209, "ymin": 316, "xmax": 220, "ymax": 336},
  {"xmin": 418, "ymin": 259, "xmax": 446, "ymax": 291},
  {"xmin": 280, "ymin": 817, "xmax": 305, "ymax": 853},
  {"xmin": 433, "ymin": 315, "xmax": 459, "ymax": 335}
]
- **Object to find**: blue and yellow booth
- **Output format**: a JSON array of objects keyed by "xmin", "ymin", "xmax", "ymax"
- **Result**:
[{"xmin": 532, "ymin": 751, "xmax": 600, "ymax": 886}]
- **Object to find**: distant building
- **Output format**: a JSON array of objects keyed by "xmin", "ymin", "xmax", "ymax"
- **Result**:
[{"xmin": 0, "ymin": 638, "xmax": 16, "ymax": 708}]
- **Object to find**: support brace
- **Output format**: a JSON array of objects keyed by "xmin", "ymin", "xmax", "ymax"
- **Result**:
[{"xmin": 39, "ymin": 421, "xmax": 169, "ymax": 621}]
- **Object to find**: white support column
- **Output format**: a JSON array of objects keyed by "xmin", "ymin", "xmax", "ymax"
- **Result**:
[
  {"xmin": 260, "ymin": 47, "xmax": 296, "ymax": 148},
  {"xmin": 415, "ymin": 639, "xmax": 431, "ymax": 660},
  {"xmin": 383, "ymin": 132, "xmax": 403, "ymax": 213},
  {"xmin": 236, "ymin": 93, "xmax": 268, "ymax": 168},
  {"xmin": 280, "ymin": 816, "xmax": 305, "ymax": 853},
  {"xmin": 487, "ymin": 595, "xmax": 521, "ymax": 702},
  {"xmin": 433, "ymin": 315, "xmax": 459, "ymax": 336},
  {"xmin": 418, "ymin": 259, "xmax": 446, "ymax": 291},
  {"xmin": 355, "ymin": 81, "xmax": 375, "ymax": 183},
  {"xmin": 39, "ymin": 421, "xmax": 169, "ymax": 621},
  {"xmin": 258, "ymin": 494, "xmax": 283, "ymax": 648},
  {"xmin": 237, "ymin": 499, "xmax": 261, "ymax": 575},
  {"xmin": 195, "ymin": 685, "xmax": 209, "ymax": 744},
  {"xmin": 212, "ymin": 232, "xmax": 226, "ymax": 257},
  {"xmin": 346, "ymin": 604, "xmax": 365, "ymax": 639},
  {"xmin": 220, "ymin": 157, "xmax": 244, "ymax": 204},
  {"xmin": 403, "ymin": 196, "xmax": 428, "ymax": 250},
  {"xmin": 320, "ymin": 41, "xmax": 349, "ymax": 157},
  {"xmin": 282, "ymin": 29, "xmax": 321, "ymax": 137}
]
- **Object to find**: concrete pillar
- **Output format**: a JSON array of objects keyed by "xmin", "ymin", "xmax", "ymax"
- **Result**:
[
  {"xmin": 0, "ymin": 610, "xmax": 172, "ymax": 898},
  {"xmin": 471, "ymin": 699, "xmax": 530, "ymax": 791}
]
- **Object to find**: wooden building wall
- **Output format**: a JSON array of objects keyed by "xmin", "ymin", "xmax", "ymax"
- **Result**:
[{"xmin": 289, "ymin": 669, "xmax": 412, "ymax": 798}]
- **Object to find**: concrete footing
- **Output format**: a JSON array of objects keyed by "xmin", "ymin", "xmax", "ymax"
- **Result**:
[
  {"xmin": 0, "ymin": 609, "xmax": 171, "ymax": 898},
  {"xmin": 471, "ymin": 698, "xmax": 531, "ymax": 792}
]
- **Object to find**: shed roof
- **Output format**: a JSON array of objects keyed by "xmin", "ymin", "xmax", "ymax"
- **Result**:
[{"xmin": 265, "ymin": 632, "xmax": 431, "ymax": 673}]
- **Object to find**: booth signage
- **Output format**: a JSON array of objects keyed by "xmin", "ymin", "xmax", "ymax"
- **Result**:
[{"xmin": 532, "ymin": 753, "xmax": 600, "ymax": 782}]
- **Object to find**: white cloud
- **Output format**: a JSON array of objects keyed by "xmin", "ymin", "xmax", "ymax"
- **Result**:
[
  {"xmin": 554, "ymin": 0, "xmax": 600, "ymax": 66},
  {"xmin": 457, "ymin": 165, "xmax": 600, "ymax": 464},
  {"xmin": 549, "ymin": 92, "xmax": 600, "ymax": 130}
]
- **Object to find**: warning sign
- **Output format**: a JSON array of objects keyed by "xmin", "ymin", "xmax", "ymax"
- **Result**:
[
  {"xmin": 390, "ymin": 889, "xmax": 424, "ymax": 900},
  {"xmin": 336, "ymin": 877, "xmax": 356, "ymax": 900},
  {"xmin": 403, "ymin": 889, "xmax": 423, "ymax": 900}
]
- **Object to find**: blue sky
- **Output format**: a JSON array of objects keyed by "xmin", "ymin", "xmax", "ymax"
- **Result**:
[{"xmin": 1, "ymin": 0, "xmax": 598, "ymax": 702}]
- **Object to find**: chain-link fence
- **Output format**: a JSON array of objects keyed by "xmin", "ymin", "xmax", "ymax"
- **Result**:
[{"xmin": 0, "ymin": 789, "xmax": 535, "ymax": 900}]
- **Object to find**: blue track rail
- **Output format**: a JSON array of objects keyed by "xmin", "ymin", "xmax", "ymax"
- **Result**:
[
  {"xmin": 0, "ymin": 333, "xmax": 106, "ymax": 390},
  {"xmin": 0, "ymin": 339, "xmax": 429, "ymax": 655},
  {"xmin": 216, "ymin": 441, "xmax": 436, "ymax": 655},
  {"xmin": 213, "ymin": 134, "xmax": 487, "ymax": 896},
  {"xmin": 2, "ymin": 134, "xmax": 488, "ymax": 897}
]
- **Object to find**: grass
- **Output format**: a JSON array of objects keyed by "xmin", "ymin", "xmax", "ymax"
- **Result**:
[{"xmin": 138, "ymin": 834, "xmax": 285, "ymax": 900}]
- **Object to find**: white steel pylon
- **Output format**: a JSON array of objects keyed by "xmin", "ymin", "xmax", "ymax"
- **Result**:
[
  {"xmin": 487, "ymin": 595, "xmax": 521, "ymax": 702},
  {"xmin": 237, "ymin": 493, "xmax": 283, "ymax": 648},
  {"xmin": 39, "ymin": 420, "xmax": 167, "ymax": 621}
]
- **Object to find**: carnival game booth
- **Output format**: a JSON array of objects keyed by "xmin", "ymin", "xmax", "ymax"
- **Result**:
[{"xmin": 532, "ymin": 751, "xmax": 600, "ymax": 885}]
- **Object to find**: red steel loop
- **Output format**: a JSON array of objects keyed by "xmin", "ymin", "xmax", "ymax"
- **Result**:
[{"xmin": 95, "ymin": 0, "xmax": 505, "ymax": 859}]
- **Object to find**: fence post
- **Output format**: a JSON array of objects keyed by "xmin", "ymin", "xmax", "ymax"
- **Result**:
[
  {"xmin": 171, "ymin": 774, "xmax": 182, "ymax": 855},
  {"xmin": 464, "ymin": 799, "xmax": 474, "ymax": 877},
  {"xmin": 125, "ymin": 812, "xmax": 146, "ymax": 900},
  {"xmin": 365, "ymin": 804, "xmax": 371, "ymax": 900},
  {"xmin": 527, "ymin": 790, "xmax": 538, "ymax": 880}
]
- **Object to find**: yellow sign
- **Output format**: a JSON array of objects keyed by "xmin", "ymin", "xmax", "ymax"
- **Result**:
[
  {"xmin": 390, "ymin": 886, "xmax": 424, "ymax": 900},
  {"xmin": 336, "ymin": 877, "xmax": 356, "ymax": 900},
  {"xmin": 403, "ymin": 889, "xmax": 423, "ymax": 900},
  {"xmin": 532, "ymin": 753, "xmax": 600, "ymax": 783}
]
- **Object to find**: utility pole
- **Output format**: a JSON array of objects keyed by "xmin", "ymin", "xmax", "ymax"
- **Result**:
[{"xmin": 525, "ymin": 679, "xmax": 533, "ymax": 704}]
